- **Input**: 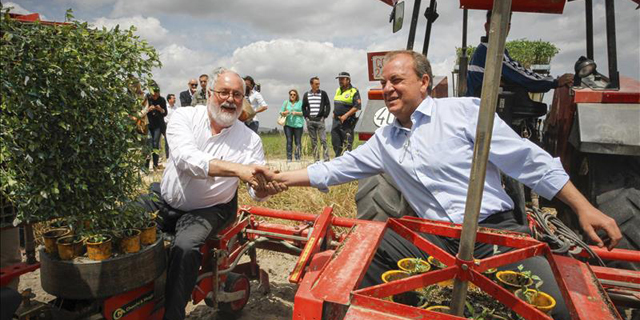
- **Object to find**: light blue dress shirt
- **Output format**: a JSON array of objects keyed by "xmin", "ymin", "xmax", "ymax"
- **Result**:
[{"xmin": 308, "ymin": 96, "xmax": 569, "ymax": 224}]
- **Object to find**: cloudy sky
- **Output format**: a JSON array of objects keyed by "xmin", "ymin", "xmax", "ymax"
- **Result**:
[{"xmin": 5, "ymin": 0, "xmax": 640, "ymax": 128}]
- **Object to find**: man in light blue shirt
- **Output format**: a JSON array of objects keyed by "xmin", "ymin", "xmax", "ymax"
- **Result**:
[{"xmin": 263, "ymin": 50, "xmax": 620, "ymax": 319}]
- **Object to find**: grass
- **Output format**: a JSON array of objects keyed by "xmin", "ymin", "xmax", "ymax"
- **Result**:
[{"xmin": 260, "ymin": 132, "xmax": 365, "ymax": 161}]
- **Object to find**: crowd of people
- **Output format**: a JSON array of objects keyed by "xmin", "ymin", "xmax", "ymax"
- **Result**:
[{"xmin": 137, "ymin": 68, "xmax": 365, "ymax": 170}]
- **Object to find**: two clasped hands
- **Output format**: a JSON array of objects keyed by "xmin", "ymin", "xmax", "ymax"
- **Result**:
[{"xmin": 241, "ymin": 164, "xmax": 290, "ymax": 198}]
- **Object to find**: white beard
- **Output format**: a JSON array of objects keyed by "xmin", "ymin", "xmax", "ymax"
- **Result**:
[{"xmin": 208, "ymin": 101, "xmax": 240, "ymax": 128}]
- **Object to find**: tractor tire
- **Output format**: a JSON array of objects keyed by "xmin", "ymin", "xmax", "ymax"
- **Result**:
[
  {"xmin": 355, "ymin": 174, "xmax": 415, "ymax": 222},
  {"xmin": 586, "ymin": 154, "xmax": 640, "ymax": 271},
  {"xmin": 218, "ymin": 272, "xmax": 251, "ymax": 317}
]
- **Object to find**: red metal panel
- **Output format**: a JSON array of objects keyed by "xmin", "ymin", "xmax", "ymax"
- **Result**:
[
  {"xmin": 355, "ymin": 267, "xmax": 458, "ymax": 299},
  {"xmin": 309, "ymin": 221, "xmax": 386, "ymax": 305},
  {"xmin": 459, "ymin": 0, "xmax": 566, "ymax": 14},
  {"xmin": 591, "ymin": 265, "xmax": 640, "ymax": 285},
  {"xmin": 289, "ymin": 207, "xmax": 334, "ymax": 283},
  {"xmin": 574, "ymin": 77, "xmax": 640, "ymax": 103},
  {"xmin": 351, "ymin": 293, "xmax": 467, "ymax": 319},
  {"xmin": 549, "ymin": 254, "xmax": 622, "ymax": 320},
  {"xmin": 103, "ymin": 282, "xmax": 160, "ymax": 320},
  {"xmin": 0, "ymin": 262, "xmax": 40, "ymax": 287}
]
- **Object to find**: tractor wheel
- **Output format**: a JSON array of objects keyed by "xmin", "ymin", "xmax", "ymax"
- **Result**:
[
  {"xmin": 586, "ymin": 154, "xmax": 640, "ymax": 271},
  {"xmin": 355, "ymin": 174, "xmax": 415, "ymax": 222},
  {"xmin": 218, "ymin": 272, "xmax": 251, "ymax": 317}
]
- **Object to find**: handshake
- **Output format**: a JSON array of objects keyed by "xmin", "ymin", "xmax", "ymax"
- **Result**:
[{"xmin": 242, "ymin": 164, "xmax": 289, "ymax": 197}]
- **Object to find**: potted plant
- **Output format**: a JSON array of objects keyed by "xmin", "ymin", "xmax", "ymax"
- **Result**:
[
  {"xmin": 427, "ymin": 256, "xmax": 447, "ymax": 270},
  {"xmin": 513, "ymin": 266, "xmax": 556, "ymax": 314},
  {"xmin": 397, "ymin": 258, "xmax": 431, "ymax": 274},
  {"xmin": 56, "ymin": 235, "xmax": 85, "ymax": 260},
  {"xmin": 495, "ymin": 265, "xmax": 534, "ymax": 292},
  {"xmin": 86, "ymin": 233, "xmax": 113, "ymax": 261},
  {"xmin": 0, "ymin": 9, "xmax": 160, "ymax": 239},
  {"xmin": 42, "ymin": 227, "xmax": 71, "ymax": 255},
  {"xmin": 119, "ymin": 229, "xmax": 142, "ymax": 254}
]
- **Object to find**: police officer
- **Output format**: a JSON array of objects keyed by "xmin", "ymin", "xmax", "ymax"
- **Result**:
[{"xmin": 331, "ymin": 72, "xmax": 361, "ymax": 157}]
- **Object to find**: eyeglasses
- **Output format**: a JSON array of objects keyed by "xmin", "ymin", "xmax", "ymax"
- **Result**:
[
  {"xmin": 214, "ymin": 90, "xmax": 244, "ymax": 101},
  {"xmin": 190, "ymin": 84, "xmax": 197, "ymax": 87}
]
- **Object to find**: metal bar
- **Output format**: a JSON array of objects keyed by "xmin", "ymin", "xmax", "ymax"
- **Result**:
[
  {"xmin": 241, "ymin": 206, "xmax": 356, "ymax": 228},
  {"xmin": 421, "ymin": 0, "xmax": 437, "ymax": 57},
  {"xmin": 245, "ymin": 229, "xmax": 308, "ymax": 242},
  {"xmin": 586, "ymin": 245, "xmax": 640, "ymax": 263},
  {"xmin": 457, "ymin": 9, "xmax": 469, "ymax": 97},
  {"xmin": 406, "ymin": 0, "xmax": 421, "ymax": 50},
  {"xmin": 604, "ymin": 0, "xmax": 619, "ymax": 89},
  {"xmin": 585, "ymin": 0, "xmax": 594, "ymax": 60},
  {"xmin": 591, "ymin": 265, "xmax": 640, "ymax": 285},
  {"xmin": 450, "ymin": 0, "xmax": 512, "ymax": 316}
]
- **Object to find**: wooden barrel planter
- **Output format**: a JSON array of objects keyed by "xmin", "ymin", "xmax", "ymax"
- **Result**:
[{"xmin": 40, "ymin": 234, "xmax": 166, "ymax": 299}]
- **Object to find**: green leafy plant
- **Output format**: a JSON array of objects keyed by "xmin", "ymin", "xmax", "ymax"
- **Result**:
[
  {"xmin": 516, "ymin": 265, "xmax": 543, "ymax": 304},
  {"xmin": 0, "ymin": 7, "xmax": 160, "ymax": 225},
  {"xmin": 407, "ymin": 258, "xmax": 430, "ymax": 274},
  {"xmin": 87, "ymin": 234, "xmax": 109, "ymax": 243},
  {"xmin": 456, "ymin": 39, "xmax": 560, "ymax": 69}
]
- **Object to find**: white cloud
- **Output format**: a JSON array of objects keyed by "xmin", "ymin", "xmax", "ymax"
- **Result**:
[
  {"xmin": 4, "ymin": 1, "xmax": 48, "ymax": 20},
  {"xmin": 91, "ymin": 16, "xmax": 169, "ymax": 46}
]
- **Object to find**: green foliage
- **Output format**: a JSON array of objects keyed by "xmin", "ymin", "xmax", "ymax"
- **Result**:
[
  {"xmin": 506, "ymin": 39, "xmax": 559, "ymax": 68},
  {"xmin": 0, "ymin": 8, "xmax": 161, "ymax": 224},
  {"xmin": 516, "ymin": 264, "xmax": 543, "ymax": 304},
  {"xmin": 455, "ymin": 39, "xmax": 560, "ymax": 69},
  {"xmin": 407, "ymin": 258, "xmax": 430, "ymax": 275}
]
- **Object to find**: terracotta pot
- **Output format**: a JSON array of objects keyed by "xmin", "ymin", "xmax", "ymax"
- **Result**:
[
  {"xmin": 397, "ymin": 258, "xmax": 431, "ymax": 274},
  {"xmin": 86, "ymin": 235, "xmax": 113, "ymax": 261},
  {"xmin": 515, "ymin": 289, "xmax": 556, "ymax": 314},
  {"xmin": 140, "ymin": 221, "xmax": 157, "ymax": 245},
  {"xmin": 43, "ymin": 228, "xmax": 71, "ymax": 255},
  {"xmin": 119, "ymin": 229, "xmax": 141, "ymax": 254},
  {"xmin": 56, "ymin": 235, "xmax": 85, "ymax": 260},
  {"xmin": 495, "ymin": 270, "xmax": 533, "ymax": 292}
]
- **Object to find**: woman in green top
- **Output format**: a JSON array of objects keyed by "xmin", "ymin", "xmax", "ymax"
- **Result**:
[{"xmin": 280, "ymin": 89, "xmax": 304, "ymax": 161}]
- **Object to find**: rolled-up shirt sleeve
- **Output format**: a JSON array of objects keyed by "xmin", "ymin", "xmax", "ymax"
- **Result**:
[
  {"xmin": 465, "ymin": 98, "xmax": 569, "ymax": 200},
  {"xmin": 167, "ymin": 109, "xmax": 214, "ymax": 178},
  {"xmin": 308, "ymin": 132, "xmax": 385, "ymax": 191}
]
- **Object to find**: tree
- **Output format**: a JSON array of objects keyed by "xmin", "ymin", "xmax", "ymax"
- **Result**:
[{"xmin": 0, "ymin": 8, "xmax": 161, "ymax": 224}]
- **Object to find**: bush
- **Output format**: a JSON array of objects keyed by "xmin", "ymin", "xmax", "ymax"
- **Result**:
[{"xmin": 0, "ymin": 8, "xmax": 161, "ymax": 224}]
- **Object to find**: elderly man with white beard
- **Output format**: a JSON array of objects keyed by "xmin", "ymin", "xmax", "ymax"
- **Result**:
[{"xmin": 137, "ymin": 67, "xmax": 286, "ymax": 320}]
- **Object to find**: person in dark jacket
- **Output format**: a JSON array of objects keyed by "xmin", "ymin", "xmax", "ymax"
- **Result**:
[
  {"xmin": 146, "ymin": 83, "xmax": 167, "ymax": 171},
  {"xmin": 301, "ymin": 77, "xmax": 331, "ymax": 161},
  {"xmin": 179, "ymin": 79, "xmax": 198, "ymax": 107},
  {"xmin": 466, "ymin": 10, "xmax": 573, "ymax": 97}
]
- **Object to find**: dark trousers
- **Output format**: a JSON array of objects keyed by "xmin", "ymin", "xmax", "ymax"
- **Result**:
[
  {"xmin": 331, "ymin": 117, "xmax": 356, "ymax": 157},
  {"xmin": 245, "ymin": 120, "xmax": 259, "ymax": 134},
  {"xmin": 284, "ymin": 125, "xmax": 303, "ymax": 161},
  {"xmin": 147, "ymin": 125, "xmax": 164, "ymax": 168},
  {"xmin": 137, "ymin": 183, "xmax": 238, "ymax": 320},
  {"xmin": 362, "ymin": 211, "xmax": 570, "ymax": 320},
  {"xmin": 307, "ymin": 119, "xmax": 329, "ymax": 161}
]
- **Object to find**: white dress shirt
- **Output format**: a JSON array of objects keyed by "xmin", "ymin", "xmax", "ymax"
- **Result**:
[
  {"xmin": 161, "ymin": 105, "xmax": 265, "ymax": 211},
  {"xmin": 308, "ymin": 96, "xmax": 569, "ymax": 224},
  {"xmin": 164, "ymin": 103, "xmax": 179, "ymax": 124},
  {"xmin": 247, "ymin": 89, "xmax": 267, "ymax": 122}
]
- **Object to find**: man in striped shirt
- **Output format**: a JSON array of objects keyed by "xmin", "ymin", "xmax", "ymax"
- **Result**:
[{"xmin": 302, "ymin": 77, "xmax": 331, "ymax": 161}]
